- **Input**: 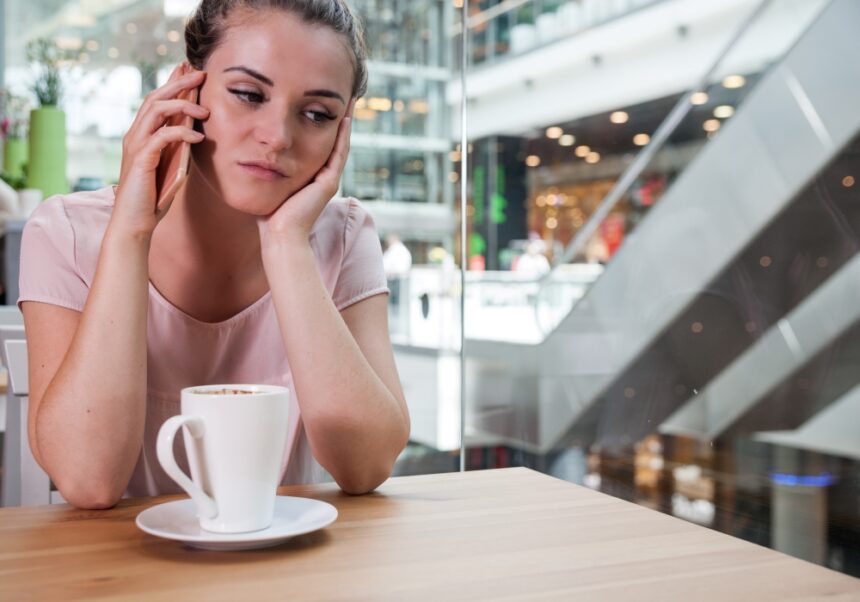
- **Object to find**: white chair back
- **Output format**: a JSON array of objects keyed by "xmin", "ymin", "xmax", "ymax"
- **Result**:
[{"xmin": 1, "ymin": 329, "xmax": 56, "ymax": 506}]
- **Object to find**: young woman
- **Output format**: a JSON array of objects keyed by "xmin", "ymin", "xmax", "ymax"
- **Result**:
[{"xmin": 18, "ymin": 0, "xmax": 410, "ymax": 509}]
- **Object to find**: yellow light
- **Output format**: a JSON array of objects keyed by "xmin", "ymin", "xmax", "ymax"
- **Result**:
[
  {"xmin": 409, "ymin": 99, "xmax": 429, "ymax": 114},
  {"xmin": 585, "ymin": 152, "xmax": 600, "ymax": 164},
  {"xmin": 575, "ymin": 145, "xmax": 590, "ymax": 158},
  {"xmin": 546, "ymin": 216, "xmax": 558, "ymax": 229},
  {"xmin": 633, "ymin": 133, "xmax": 650, "ymax": 146},
  {"xmin": 353, "ymin": 107, "xmax": 377, "ymax": 121},
  {"xmin": 842, "ymin": 175, "xmax": 855, "ymax": 188},
  {"xmin": 760, "ymin": 256, "xmax": 772, "ymax": 268},
  {"xmin": 78, "ymin": 52, "xmax": 89, "ymax": 63},
  {"xmin": 722, "ymin": 74, "xmax": 746, "ymax": 89},
  {"xmin": 610, "ymin": 111, "xmax": 629, "ymax": 124},
  {"xmin": 691, "ymin": 322, "xmax": 704, "ymax": 334},
  {"xmin": 126, "ymin": 22, "xmax": 138, "ymax": 34},
  {"xmin": 449, "ymin": 171, "xmax": 459, "ymax": 182},
  {"xmin": 559, "ymin": 134, "xmax": 575, "ymax": 147},
  {"xmin": 713, "ymin": 105, "xmax": 734, "ymax": 119},
  {"xmin": 167, "ymin": 30, "xmax": 181, "ymax": 42},
  {"xmin": 690, "ymin": 91, "xmax": 709, "ymax": 105},
  {"xmin": 367, "ymin": 97, "xmax": 393, "ymax": 112},
  {"xmin": 85, "ymin": 40, "xmax": 99, "ymax": 52},
  {"xmin": 526, "ymin": 155, "xmax": 541, "ymax": 167},
  {"xmin": 156, "ymin": 45, "xmax": 168, "ymax": 56},
  {"xmin": 453, "ymin": 0, "xmax": 463, "ymax": 7},
  {"xmin": 393, "ymin": 100, "xmax": 405, "ymax": 112},
  {"xmin": 703, "ymin": 119, "xmax": 721, "ymax": 133},
  {"xmin": 449, "ymin": 150, "xmax": 461, "ymax": 162},
  {"xmin": 55, "ymin": 36, "xmax": 83, "ymax": 50},
  {"xmin": 546, "ymin": 126, "xmax": 563, "ymax": 139},
  {"xmin": 536, "ymin": 195, "xmax": 546, "ymax": 207}
]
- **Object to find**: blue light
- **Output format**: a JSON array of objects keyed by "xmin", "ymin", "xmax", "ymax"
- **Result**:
[{"xmin": 769, "ymin": 473, "xmax": 837, "ymax": 488}]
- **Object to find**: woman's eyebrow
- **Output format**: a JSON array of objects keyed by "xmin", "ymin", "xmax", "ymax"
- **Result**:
[
  {"xmin": 305, "ymin": 89, "xmax": 345, "ymax": 104},
  {"xmin": 223, "ymin": 66, "xmax": 273, "ymax": 86}
]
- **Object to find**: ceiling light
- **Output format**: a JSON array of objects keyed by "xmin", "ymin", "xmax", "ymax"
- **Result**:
[
  {"xmin": 703, "ymin": 119, "xmax": 721, "ymax": 133},
  {"xmin": 526, "ymin": 155, "xmax": 541, "ymax": 167},
  {"xmin": 842, "ymin": 175, "xmax": 854, "ymax": 188},
  {"xmin": 156, "ymin": 45, "xmax": 168, "ymax": 56},
  {"xmin": 546, "ymin": 126, "xmax": 563, "ymax": 139},
  {"xmin": 585, "ymin": 152, "xmax": 600, "ymax": 164},
  {"xmin": 575, "ymin": 145, "xmax": 590, "ymax": 158},
  {"xmin": 449, "ymin": 150, "xmax": 461, "ymax": 162},
  {"xmin": 393, "ymin": 100, "xmax": 405, "ymax": 112},
  {"xmin": 108, "ymin": 47, "xmax": 120, "ymax": 59},
  {"xmin": 85, "ymin": 40, "xmax": 99, "ymax": 52},
  {"xmin": 722, "ymin": 74, "xmax": 746, "ymax": 89},
  {"xmin": 713, "ymin": 105, "xmax": 734, "ymax": 119},
  {"xmin": 167, "ymin": 30, "xmax": 182, "ymax": 42},
  {"xmin": 633, "ymin": 133, "xmax": 650, "ymax": 146},
  {"xmin": 55, "ymin": 36, "xmax": 83, "ymax": 51},
  {"xmin": 690, "ymin": 91, "xmax": 709, "ymax": 105},
  {"xmin": 367, "ymin": 97, "xmax": 393, "ymax": 111},
  {"xmin": 610, "ymin": 111, "xmax": 629, "ymax": 124},
  {"xmin": 559, "ymin": 134, "xmax": 575, "ymax": 146},
  {"xmin": 546, "ymin": 216, "xmax": 558, "ymax": 229}
]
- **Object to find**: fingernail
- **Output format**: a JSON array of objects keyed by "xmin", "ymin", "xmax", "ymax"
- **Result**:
[{"xmin": 194, "ymin": 131, "xmax": 205, "ymax": 139}]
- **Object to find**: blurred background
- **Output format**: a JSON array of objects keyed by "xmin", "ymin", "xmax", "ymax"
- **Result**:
[{"xmin": 2, "ymin": 0, "xmax": 859, "ymax": 578}]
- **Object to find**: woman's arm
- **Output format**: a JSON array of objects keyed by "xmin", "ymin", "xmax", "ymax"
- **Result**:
[
  {"xmin": 263, "ymin": 240, "xmax": 409, "ymax": 494},
  {"xmin": 23, "ymin": 65, "xmax": 208, "ymax": 509},
  {"xmin": 23, "ymin": 229, "xmax": 152, "ymax": 509}
]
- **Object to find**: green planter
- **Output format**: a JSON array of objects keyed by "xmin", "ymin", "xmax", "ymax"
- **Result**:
[
  {"xmin": 3, "ymin": 137, "xmax": 28, "ymax": 180},
  {"xmin": 27, "ymin": 106, "xmax": 68, "ymax": 198}
]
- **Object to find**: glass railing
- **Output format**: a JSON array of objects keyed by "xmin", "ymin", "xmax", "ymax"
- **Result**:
[{"xmin": 453, "ymin": 0, "xmax": 665, "ymax": 67}]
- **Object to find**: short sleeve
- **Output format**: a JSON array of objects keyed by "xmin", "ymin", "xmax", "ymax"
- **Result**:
[
  {"xmin": 17, "ymin": 197, "xmax": 88, "ymax": 312},
  {"xmin": 332, "ymin": 199, "xmax": 389, "ymax": 310}
]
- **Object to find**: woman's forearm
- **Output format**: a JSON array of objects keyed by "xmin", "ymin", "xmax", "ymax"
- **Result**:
[
  {"xmin": 263, "ymin": 239, "xmax": 408, "ymax": 494},
  {"xmin": 35, "ymin": 224, "xmax": 151, "ymax": 507}
]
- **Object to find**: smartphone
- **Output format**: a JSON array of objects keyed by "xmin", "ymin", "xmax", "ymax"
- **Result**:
[{"xmin": 154, "ymin": 84, "xmax": 200, "ymax": 211}]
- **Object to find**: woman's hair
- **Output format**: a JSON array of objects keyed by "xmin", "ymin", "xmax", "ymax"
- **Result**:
[{"xmin": 185, "ymin": 0, "xmax": 368, "ymax": 98}]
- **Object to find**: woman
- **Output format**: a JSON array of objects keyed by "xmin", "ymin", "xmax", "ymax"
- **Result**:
[{"xmin": 18, "ymin": 0, "xmax": 410, "ymax": 509}]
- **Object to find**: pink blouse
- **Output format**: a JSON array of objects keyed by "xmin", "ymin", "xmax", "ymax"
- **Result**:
[{"xmin": 18, "ymin": 187, "xmax": 388, "ymax": 497}]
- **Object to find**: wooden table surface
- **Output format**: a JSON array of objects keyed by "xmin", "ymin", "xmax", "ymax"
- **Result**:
[{"xmin": 0, "ymin": 467, "xmax": 858, "ymax": 601}]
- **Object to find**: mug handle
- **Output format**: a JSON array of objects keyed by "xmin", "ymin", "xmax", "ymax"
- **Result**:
[{"xmin": 156, "ymin": 415, "xmax": 218, "ymax": 519}]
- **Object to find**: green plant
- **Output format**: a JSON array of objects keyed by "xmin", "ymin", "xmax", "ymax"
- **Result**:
[
  {"xmin": 27, "ymin": 38, "xmax": 65, "ymax": 107},
  {"xmin": 0, "ymin": 90, "xmax": 31, "ymax": 138},
  {"xmin": 0, "ymin": 170, "xmax": 27, "ymax": 190}
]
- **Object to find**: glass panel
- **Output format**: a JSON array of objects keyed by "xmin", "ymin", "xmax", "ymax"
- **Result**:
[{"xmin": 462, "ymin": 0, "xmax": 860, "ymax": 578}]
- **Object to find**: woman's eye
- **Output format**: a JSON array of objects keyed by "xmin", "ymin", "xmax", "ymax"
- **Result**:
[
  {"xmin": 229, "ymin": 89, "xmax": 264, "ymax": 104},
  {"xmin": 305, "ymin": 110, "xmax": 336, "ymax": 124}
]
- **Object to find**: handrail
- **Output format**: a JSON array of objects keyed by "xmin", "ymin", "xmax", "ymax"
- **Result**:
[{"xmin": 546, "ymin": 0, "xmax": 775, "ymax": 272}]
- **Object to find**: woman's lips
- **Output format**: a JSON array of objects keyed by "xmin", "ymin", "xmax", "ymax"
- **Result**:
[{"xmin": 238, "ymin": 162, "xmax": 286, "ymax": 181}]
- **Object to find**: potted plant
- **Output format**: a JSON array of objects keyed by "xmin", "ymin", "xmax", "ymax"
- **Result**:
[
  {"xmin": 0, "ymin": 90, "xmax": 30, "ymax": 184},
  {"xmin": 26, "ymin": 38, "xmax": 68, "ymax": 198}
]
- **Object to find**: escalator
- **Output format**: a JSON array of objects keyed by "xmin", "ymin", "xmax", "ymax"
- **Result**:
[{"xmin": 464, "ymin": 0, "xmax": 860, "ymax": 455}]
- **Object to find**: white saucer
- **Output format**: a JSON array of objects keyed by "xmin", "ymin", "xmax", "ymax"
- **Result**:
[{"xmin": 136, "ymin": 496, "xmax": 338, "ymax": 551}]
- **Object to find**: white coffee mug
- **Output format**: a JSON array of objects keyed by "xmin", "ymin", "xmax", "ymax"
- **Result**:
[{"xmin": 157, "ymin": 385, "xmax": 290, "ymax": 533}]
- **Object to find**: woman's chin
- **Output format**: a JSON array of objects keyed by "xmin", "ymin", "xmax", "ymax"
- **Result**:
[{"xmin": 221, "ymin": 193, "xmax": 283, "ymax": 216}]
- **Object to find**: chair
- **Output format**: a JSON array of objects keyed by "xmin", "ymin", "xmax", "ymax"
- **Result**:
[{"xmin": 1, "ymin": 328, "xmax": 61, "ymax": 506}]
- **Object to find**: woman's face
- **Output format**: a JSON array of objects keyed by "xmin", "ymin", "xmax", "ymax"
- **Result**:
[{"xmin": 192, "ymin": 9, "xmax": 354, "ymax": 215}]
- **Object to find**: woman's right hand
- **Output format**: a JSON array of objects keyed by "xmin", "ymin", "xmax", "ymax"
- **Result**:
[{"xmin": 112, "ymin": 63, "xmax": 209, "ymax": 238}]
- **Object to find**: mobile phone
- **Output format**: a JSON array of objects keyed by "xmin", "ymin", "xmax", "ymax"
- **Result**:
[{"xmin": 154, "ymin": 84, "xmax": 200, "ymax": 211}]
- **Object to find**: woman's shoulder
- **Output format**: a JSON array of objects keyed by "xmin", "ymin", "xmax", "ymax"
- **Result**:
[
  {"xmin": 312, "ymin": 197, "xmax": 376, "ymax": 247},
  {"xmin": 25, "ymin": 187, "xmax": 115, "ymax": 279},
  {"xmin": 29, "ymin": 186, "xmax": 115, "ymax": 230}
]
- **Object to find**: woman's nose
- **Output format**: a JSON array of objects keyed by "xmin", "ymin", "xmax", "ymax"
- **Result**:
[{"xmin": 255, "ymin": 112, "xmax": 293, "ymax": 152}]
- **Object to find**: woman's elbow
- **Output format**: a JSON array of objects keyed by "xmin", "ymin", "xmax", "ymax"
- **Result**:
[{"xmin": 54, "ymin": 477, "xmax": 123, "ymax": 510}]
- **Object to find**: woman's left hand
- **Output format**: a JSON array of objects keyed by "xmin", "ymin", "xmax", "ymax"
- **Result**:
[{"xmin": 258, "ymin": 99, "xmax": 354, "ymax": 249}]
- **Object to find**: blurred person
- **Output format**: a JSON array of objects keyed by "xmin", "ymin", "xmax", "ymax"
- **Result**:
[
  {"xmin": 514, "ymin": 239, "xmax": 551, "ymax": 277},
  {"xmin": 18, "ymin": 0, "xmax": 410, "ymax": 509}
]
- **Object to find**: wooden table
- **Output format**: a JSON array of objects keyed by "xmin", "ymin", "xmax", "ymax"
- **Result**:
[{"xmin": 1, "ymin": 468, "xmax": 858, "ymax": 600}]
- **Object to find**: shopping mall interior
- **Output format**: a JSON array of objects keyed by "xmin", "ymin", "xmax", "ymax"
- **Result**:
[{"xmin": 1, "ymin": 0, "xmax": 859, "ymax": 579}]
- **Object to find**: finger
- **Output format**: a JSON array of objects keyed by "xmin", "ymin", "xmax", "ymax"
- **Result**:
[
  {"xmin": 136, "ymin": 99, "xmax": 209, "ymax": 137},
  {"xmin": 132, "ymin": 126, "xmax": 204, "ymax": 173},
  {"xmin": 132, "ymin": 70, "xmax": 206, "ymax": 131}
]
